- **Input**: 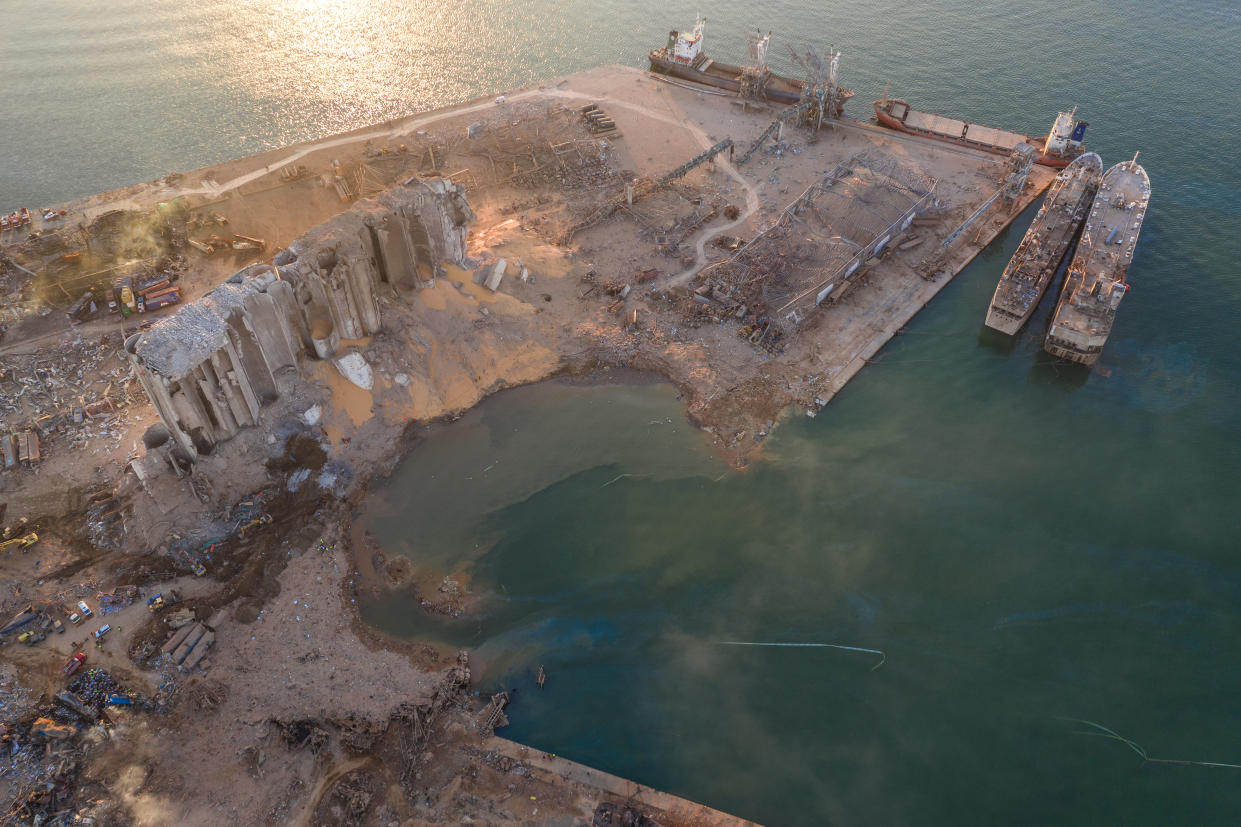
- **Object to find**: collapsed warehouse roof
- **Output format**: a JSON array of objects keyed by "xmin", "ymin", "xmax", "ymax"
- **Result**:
[{"xmin": 704, "ymin": 153, "xmax": 937, "ymax": 327}]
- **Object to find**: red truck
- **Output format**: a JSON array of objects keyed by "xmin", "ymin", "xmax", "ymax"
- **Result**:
[{"xmin": 63, "ymin": 652, "xmax": 87, "ymax": 676}]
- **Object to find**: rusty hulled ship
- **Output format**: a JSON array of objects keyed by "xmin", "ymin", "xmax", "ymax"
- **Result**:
[
  {"xmin": 1044, "ymin": 154, "xmax": 1150, "ymax": 365},
  {"xmin": 873, "ymin": 98, "xmax": 1087, "ymax": 167},
  {"xmin": 649, "ymin": 18, "xmax": 854, "ymax": 115},
  {"xmin": 985, "ymin": 151, "xmax": 1103, "ymax": 334}
]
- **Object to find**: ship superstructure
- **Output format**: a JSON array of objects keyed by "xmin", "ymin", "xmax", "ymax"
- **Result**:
[
  {"xmin": 1044, "ymin": 154, "xmax": 1150, "ymax": 365},
  {"xmin": 985, "ymin": 151, "xmax": 1103, "ymax": 334}
]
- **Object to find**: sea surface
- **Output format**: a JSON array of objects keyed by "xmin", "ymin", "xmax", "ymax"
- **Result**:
[{"xmin": 6, "ymin": 0, "xmax": 1241, "ymax": 823}]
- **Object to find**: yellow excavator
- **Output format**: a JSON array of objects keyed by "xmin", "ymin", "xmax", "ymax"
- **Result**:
[
  {"xmin": 0, "ymin": 533, "xmax": 38, "ymax": 553},
  {"xmin": 236, "ymin": 513, "xmax": 272, "ymax": 538}
]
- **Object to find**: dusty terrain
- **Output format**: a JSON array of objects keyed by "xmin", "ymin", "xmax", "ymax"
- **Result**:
[{"xmin": 0, "ymin": 64, "xmax": 1052, "ymax": 824}]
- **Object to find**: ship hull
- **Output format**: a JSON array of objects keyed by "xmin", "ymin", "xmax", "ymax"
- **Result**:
[
  {"xmin": 984, "ymin": 152, "xmax": 1103, "ymax": 335},
  {"xmin": 649, "ymin": 51, "xmax": 797, "ymax": 103},
  {"xmin": 649, "ymin": 51, "xmax": 853, "ymax": 113},
  {"xmin": 873, "ymin": 101, "xmax": 1074, "ymax": 168},
  {"xmin": 1044, "ymin": 158, "xmax": 1150, "ymax": 365},
  {"xmin": 985, "ymin": 302, "xmax": 1037, "ymax": 336}
]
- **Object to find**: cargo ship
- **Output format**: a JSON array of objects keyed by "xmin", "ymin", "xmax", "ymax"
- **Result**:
[
  {"xmin": 649, "ymin": 18, "xmax": 853, "ymax": 115},
  {"xmin": 1044, "ymin": 153, "xmax": 1150, "ymax": 365},
  {"xmin": 984, "ymin": 151, "xmax": 1103, "ymax": 334},
  {"xmin": 873, "ymin": 97, "xmax": 1087, "ymax": 167}
]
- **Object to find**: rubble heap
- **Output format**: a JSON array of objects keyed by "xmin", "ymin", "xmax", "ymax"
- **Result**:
[
  {"xmin": 1, "ymin": 331, "xmax": 142, "ymax": 475},
  {"xmin": 127, "ymin": 177, "xmax": 474, "ymax": 460},
  {"xmin": 702, "ymin": 153, "xmax": 938, "ymax": 331}
]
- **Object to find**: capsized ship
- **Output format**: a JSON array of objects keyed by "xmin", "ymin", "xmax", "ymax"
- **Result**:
[
  {"xmin": 649, "ymin": 18, "xmax": 854, "ymax": 115},
  {"xmin": 873, "ymin": 97, "xmax": 1087, "ymax": 167},
  {"xmin": 984, "ymin": 151, "xmax": 1103, "ymax": 334},
  {"xmin": 1044, "ymin": 153, "xmax": 1150, "ymax": 365}
]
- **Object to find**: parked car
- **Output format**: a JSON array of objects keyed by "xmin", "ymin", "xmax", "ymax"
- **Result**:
[
  {"xmin": 93, "ymin": 623, "xmax": 111, "ymax": 639},
  {"xmin": 77, "ymin": 600, "xmax": 92, "ymax": 618},
  {"xmin": 68, "ymin": 612, "xmax": 82, "ymax": 625}
]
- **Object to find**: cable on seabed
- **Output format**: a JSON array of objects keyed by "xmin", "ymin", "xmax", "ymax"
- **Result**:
[{"xmin": 716, "ymin": 641, "xmax": 887, "ymax": 670}]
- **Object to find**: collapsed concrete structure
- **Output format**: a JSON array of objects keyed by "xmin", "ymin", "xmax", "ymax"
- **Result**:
[
  {"xmin": 126, "ymin": 178, "xmax": 474, "ymax": 459},
  {"xmin": 703, "ymin": 153, "xmax": 938, "ymax": 329}
]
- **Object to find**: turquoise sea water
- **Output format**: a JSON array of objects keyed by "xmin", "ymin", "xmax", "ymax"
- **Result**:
[{"xmin": 6, "ymin": 1, "xmax": 1241, "ymax": 823}]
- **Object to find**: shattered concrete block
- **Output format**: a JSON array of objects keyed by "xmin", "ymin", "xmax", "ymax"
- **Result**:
[
  {"xmin": 484, "ymin": 259, "xmax": 507, "ymax": 292},
  {"xmin": 334, "ymin": 353, "xmax": 374, "ymax": 391}
]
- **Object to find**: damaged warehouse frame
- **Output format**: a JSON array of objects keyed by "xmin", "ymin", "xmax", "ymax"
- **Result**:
[
  {"xmin": 126, "ymin": 178, "xmax": 474, "ymax": 462},
  {"xmin": 704, "ymin": 153, "xmax": 937, "ymax": 329}
]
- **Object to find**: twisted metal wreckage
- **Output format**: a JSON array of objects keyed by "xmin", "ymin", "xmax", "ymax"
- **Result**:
[{"xmin": 702, "ymin": 153, "xmax": 938, "ymax": 330}]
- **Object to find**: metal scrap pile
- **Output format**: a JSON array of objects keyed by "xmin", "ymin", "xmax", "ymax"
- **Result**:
[
  {"xmin": 2, "ymin": 752, "xmax": 80, "ymax": 827},
  {"xmin": 228, "ymin": 488, "xmax": 275, "ymax": 531},
  {"xmin": 0, "ymin": 665, "xmax": 145, "ymax": 825},
  {"xmin": 164, "ymin": 487, "xmax": 278, "ymax": 575},
  {"xmin": 0, "ymin": 252, "xmax": 34, "ymax": 325},
  {"xmin": 67, "ymin": 669, "xmax": 122, "ymax": 709},
  {"xmin": 96, "ymin": 585, "xmax": 137, "ymax": 614},
  {"xmin": 167, "ymin": 533, "xmax": 214, "ymax": 577},
  {"xmin": 701, "ymin": 153, "xmax": 938, "ymax": 336},
  {"xmin": 456, "ymin": 105, "xmax": 621, "ymax": 201},
  {"xmin": 0, "ymin": 664, "xmax": 33, "ymax": 721},
  {"xmin": 0, "ymin": 331, "xmax": 143, "ymax": 473},
  {"xmin": 83, "ymin": 484, "xmax": 129, "ymax": 550}
]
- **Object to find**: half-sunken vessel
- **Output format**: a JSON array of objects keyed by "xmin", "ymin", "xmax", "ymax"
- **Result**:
[
  {"xmin": 1044, "ymin": 154, "xmax": 1150, "ymax": 365},
  {"xmin": 985, "ymin": 151, "xmax": 1103, "ymax": 334}
]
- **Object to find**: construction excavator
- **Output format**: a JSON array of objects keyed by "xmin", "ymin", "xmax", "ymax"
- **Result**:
[{"xmin": 0, "ymin": 533, "xmax": 38, "ymax": 553}]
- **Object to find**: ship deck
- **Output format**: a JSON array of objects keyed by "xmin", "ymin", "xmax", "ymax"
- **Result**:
[
  {"xmin": 1075, "ymin": 161, "xmax": 1150, "ymax": 288},
  {"xmin": 989, "ymin": 154, "xmax": 1102, "ymax": 329},
  {"xmin": 1046, "ymin": 160, "xmax": 1149, "ymax": 359},
  {"xmin": 903, "ymin": 109, "xmax": 1028, "ymax": 151}
]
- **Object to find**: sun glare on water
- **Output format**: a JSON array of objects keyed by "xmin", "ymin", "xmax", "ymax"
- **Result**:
[{"xmin": 175, "ymin": 0, "xmax": 508, "ymax": 146}]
